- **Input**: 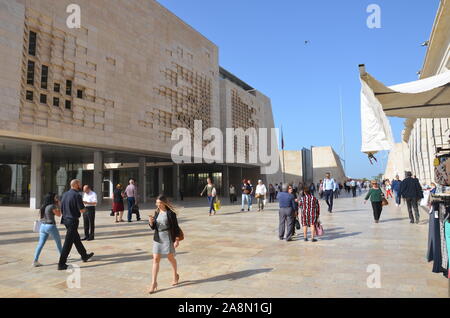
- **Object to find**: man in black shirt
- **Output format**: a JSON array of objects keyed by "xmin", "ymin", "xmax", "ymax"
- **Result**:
[{"xmin": 58, "ymin": 179, "xmax": 94, "ymax": 270}]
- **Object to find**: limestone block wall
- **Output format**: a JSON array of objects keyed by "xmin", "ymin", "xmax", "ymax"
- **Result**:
[
  {"xmin": 383, "ymin": 142, "xmax": 410, "ymax": 180},
  {"xmin": 0, "ymin": 0, "xmax": 24, "ymax": 132},
  {"xmin": 0, "ymin": 0, "xmax": 219, "ymax": 156},
  {"xmin": 312, "ymin": 146, "xmax": 346, "ymax": 184},
  {"xmin": 219, "ymin": 78, "xmax": 275, "ymax": 164},
  {"xmin": 408, "ymin": 118, "xmax": 450, "ymax": 185},
  {"xmin": 280, "ymin": 150, "xmax": 303, "ymax": 185}
]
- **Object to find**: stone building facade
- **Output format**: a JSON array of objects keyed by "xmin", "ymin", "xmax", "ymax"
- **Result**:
[
  {"xmin": 0, "ymin": 0, "xmax": 277, "ymax": 207},
  {"xmin": 385, "ymin": 1, "xmax": 450, "ymax": 185}
]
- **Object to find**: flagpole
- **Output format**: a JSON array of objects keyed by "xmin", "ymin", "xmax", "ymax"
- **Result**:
[
  {"xmin": 339, "ymin": 86, "xmax": 346, "ymax": 173},
  {"xmin": 281, "ymin": 126, "xmax": 286, "ymax": 185}
]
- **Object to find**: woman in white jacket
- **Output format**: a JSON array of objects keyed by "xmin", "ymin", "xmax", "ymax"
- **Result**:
[{"xmin": 255, "ymin": 180, "xmax": 267, "ymax": 212}]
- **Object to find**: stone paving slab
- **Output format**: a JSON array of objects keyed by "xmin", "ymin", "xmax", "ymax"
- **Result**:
[{"xmin": 0, "ymin": 192, "xmax": 448, "ymax": 298}]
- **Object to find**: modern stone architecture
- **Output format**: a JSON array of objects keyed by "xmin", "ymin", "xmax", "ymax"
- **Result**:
[
  {"xmin": 311, "ymin": 146, "xmax": 346, "ymax": 185},
  {"xmin": 386, "ymin": 0, "xmax": 450, "ymax": 184},
  {"xmin": 383, "ymin": 142, "xmax": 411, "ymax": 180},
  {"xmin": 0, "ymin": 0, "xmax": 277, "ymax": 208},
  {"xmin": 277, "ymin": 146, "xmax": 346, "ymax": 186}
]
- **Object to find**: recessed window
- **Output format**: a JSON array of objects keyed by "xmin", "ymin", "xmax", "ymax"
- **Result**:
[
  {"xmin": 41, "ymin": 65, "xmax": 48, "ymax": 89},
  {"xmin": 26, "ymin": 90, "xmax": 33, "ymax": 101},
  {"xmin": 40, "ymin": 94, "xmax": 47, "ymax": 104},
  {"xmin": 28, "ymin": 31, "xmax": 37, "ymax": 56},
  {"xmin": 54, "ymin": 83, "xmax": 60, "ymax": 93},
  {"xmin": 27, "ymin": 60, "xmax": 35, "ymax": 86},
  {"xmin": 66, "ymin": 80, "xmax": 72, "ymax": 96},
  {"xmin": 53, "ymin": 97, "xmax": 59, "ymax": 107},
  {"xmin": 77, "ymin": 89, "xmax": 83, "ymax": 99},
  {"xmin": 65, "ymin": 100, "xmax": 71, "ymax": 109}
]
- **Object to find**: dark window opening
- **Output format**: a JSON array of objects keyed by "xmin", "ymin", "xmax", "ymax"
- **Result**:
[
  {"xmin": 40, "ymin": 94, "xmax": 47, "ymax": 104},
  {"xmin": 66, "ymin": 80, "xmax": 72, "ymax": 96},
  {"xmin": 26, "ymin": 90, "xmax": 33, "ymax": 101},
  {"xmin": 53, "ymin": 97, "xmax": 59, "ymax": 107},
  {"xmin": 27, "ymin": 60, "xmax": 35, "ymax": 86},
  {"xmin": 28, "ymin": 31, "xmax": 37, "ymax": 56},
  {"xmin": 65, "ymin": 100, "xmax": 71, "ymax": 109},
  {"xmin": 77, "ymin": 89, "xmax": 83, "ymax": 99},
  {"xmin": 41, "ymin": 65, "xmax": 48, "ymax": 89},
  {"xmin": 54, "ymin": 83, "xmax": 60, "ymax": 93}
]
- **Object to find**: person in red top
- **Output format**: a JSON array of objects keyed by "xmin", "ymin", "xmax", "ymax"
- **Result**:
[{"xmin": 297, "ymin": 187, "xmax": 320, "ymax": 242}]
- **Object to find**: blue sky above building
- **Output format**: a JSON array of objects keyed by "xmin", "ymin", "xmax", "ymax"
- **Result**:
[{"xmin": 157, "ymin": 0, "xmax": 439, "ymax": 179}]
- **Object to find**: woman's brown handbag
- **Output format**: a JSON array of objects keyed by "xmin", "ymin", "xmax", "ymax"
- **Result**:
[
  {"xmin": 382, "ymin": 198, "xmax": 389, "ymax": 206},
  {"xmin": 177, "ymin": 228, "xmax": 184, "ymax": 241}
]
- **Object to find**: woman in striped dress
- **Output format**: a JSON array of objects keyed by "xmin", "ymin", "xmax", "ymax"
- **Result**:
[{"xmin": 297, "ymin": 187, "xmax": 320, "ymax": 242}]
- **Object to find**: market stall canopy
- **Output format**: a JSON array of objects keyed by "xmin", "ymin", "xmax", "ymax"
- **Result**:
[{"xmin": 359, "ymin": 64, "xmax": 450, "ymax": 154}]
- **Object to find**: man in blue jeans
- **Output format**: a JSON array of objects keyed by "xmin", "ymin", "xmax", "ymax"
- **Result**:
[
  {"xmin": 323, "ymin": 173, "xmax": 336, "ymax": 213},
  {"xmin": 391, "ymin": 175, "xmax": 402, "ymax": 206},
  {"xmin": 241, "ymin": 179, "xmax": 252, "ymax": 212},
  {"xmin": 125, "ymin": 178, "xmax": 140, "ymax": 222}
]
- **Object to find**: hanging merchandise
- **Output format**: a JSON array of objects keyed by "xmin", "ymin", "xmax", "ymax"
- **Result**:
[
  {"xmin": 435, "ymin": 156, "xmax": 450, "ymax": 186},
  {"xmin": 445, "ymin": 220, "xmax": 450, "ymax": 277}
]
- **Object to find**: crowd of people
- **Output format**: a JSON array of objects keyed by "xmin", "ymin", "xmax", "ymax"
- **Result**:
[
  {"xmin": 32, "ymin": 170, "xmax": 432, "ymax": 294},
  {"xmin": 33, "ymin": 178, "xmax": 182, "ymax": 294}
]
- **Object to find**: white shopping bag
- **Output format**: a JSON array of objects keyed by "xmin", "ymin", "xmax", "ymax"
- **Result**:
[
  {"xmin": 420, "ymin": 190, "xmax": 430, "ymax": 207},
  {"xmin": 33, "ymin": 220, "xmax": 41, "ymax": 233}
]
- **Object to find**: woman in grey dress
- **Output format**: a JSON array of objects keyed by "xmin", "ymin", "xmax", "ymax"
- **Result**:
[{"xmin": 148, "ymin": 195, "xmax": 182, "ymax": 294}]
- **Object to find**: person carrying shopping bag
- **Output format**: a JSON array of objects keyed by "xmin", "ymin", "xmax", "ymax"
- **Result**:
[{"xmin": 364, "ymin": 180, "xmax": 387, "ymax": 223}]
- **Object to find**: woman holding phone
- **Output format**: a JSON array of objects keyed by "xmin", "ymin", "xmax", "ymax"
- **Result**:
[{"xmin": 148, "ymin": 195, "xmax": 182, "ymax": 294}]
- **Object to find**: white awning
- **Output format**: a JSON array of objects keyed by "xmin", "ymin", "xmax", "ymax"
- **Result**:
[{"xmin": 359, "ymin": 65, "xmax": 450, "ymax": 154}]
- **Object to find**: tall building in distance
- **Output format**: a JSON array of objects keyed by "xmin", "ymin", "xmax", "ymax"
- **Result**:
[{"xmin": 0, "ymin": 0, "xmax": 278, "ymax": 208}]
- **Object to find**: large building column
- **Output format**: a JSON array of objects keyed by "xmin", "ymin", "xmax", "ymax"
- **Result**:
[
  {"xmin": 93, "ymin": 151, "xmax": 103, "ymax": 205},
  {"xmin": 109, "ymin": 170, "xmax": 114, "ymax": 198},
  {"xmin": 158, "ymin": 167, "xmax": 164, "ymax": 195},
  {"xmin": 139, "ymin": 157, "xmax": 147, "ymax": 203},
  {"xmin": 30, "ymin": 143, "xmax": 43, "ymax": 209},
  {"xmin": 172, "ymin": 164, "xmax": 180, "ymax": 200},
  {"xmin": 223, "ymin": 165, "xmax": 230, "ymax": 197}
]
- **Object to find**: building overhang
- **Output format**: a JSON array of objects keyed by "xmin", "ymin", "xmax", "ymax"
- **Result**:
[{"xmin": 359, "ymin": 64, "xmax": 450, "ymax": 154}]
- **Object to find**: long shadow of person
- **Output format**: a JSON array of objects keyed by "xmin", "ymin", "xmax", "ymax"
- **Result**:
[{"xmin": 152, "ymin": 268, "xmax": 273, "ymax": 294}]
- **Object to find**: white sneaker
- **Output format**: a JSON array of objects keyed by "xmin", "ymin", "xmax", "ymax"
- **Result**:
[{"xmin": 32, "ymin": 261, "xmax": 43, "ymax": 267}]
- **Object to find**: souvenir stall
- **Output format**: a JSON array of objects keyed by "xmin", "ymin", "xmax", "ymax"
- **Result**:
[{"xmin": 429, "ymin": 147, "xmax": 450, "ymax": 296}]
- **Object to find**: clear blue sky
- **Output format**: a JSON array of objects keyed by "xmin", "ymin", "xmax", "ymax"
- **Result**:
[{"xmin": 157, "ymin": 0, "xmax": 439, "ymax": 179}]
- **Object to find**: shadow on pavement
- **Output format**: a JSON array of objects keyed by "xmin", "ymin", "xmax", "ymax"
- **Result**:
[
  {"xmin": 379, "ymin": 217, "xmax": 409, "ymax": 223},
  {"xmin": 152, "ymin": 268, "xmax": 274, "ymax": 294},
  {"xmin": 80, "ymin": 251, "xmax": 189, "ymax": 269}
]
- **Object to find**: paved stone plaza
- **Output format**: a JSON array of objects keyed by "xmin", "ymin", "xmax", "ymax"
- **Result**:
[{"xmin": 0, "ymin": 192, "xmax": 448, "ymax": 298}]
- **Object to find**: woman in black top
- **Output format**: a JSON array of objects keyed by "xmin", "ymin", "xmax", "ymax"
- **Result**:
[
  {"xmin": 148, "ymin": 195, "xmax": 182, "ymax": 294},
  {"xmin": 33, "ymin": 192, "xmax": 62, "ymax": 267},
  {"xmin": 112, "ymin": 184, "xmax": 125, "ymax": 223}
]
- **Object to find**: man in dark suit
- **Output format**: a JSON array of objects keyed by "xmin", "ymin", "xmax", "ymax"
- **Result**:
[
  {"xmin": 58, "ymin": 179, "xmax": 94, "ymax": 270},
  {"xmin": 399, "ymin": 172, "xmax": 424, "ymax": 224}
]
